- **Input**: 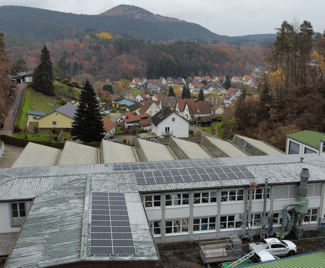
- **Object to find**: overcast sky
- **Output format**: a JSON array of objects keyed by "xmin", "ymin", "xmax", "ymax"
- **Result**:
[{"xmin": 1, "ymin": 0, "xmax": 324, "ymax": 36}]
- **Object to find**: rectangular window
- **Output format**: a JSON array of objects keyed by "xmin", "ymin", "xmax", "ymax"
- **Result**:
[
  {"xmin": 52, "ymin": 121, "xmax": 57, "ymax": 126},
  {"xmin": 166, "ymin": 193, "xmax": 189, "ymax": 206},
  {"xmin": 142, "ymin": 195, "xmax": 161, "ymax": 208},
  {"xmin": 165, "ymin": 127, "xmax": 170, "ymax": 133},
  {"xmin": 33, "ymin": 116, "xmax": 37, "ymax": 120},
  {"xmin": 251, "ymin": 188, "xmax": 270, "ymax": 200},
  {"xmin": 289, "ymin": 141, "xmax": 300, "ymax": 154},
  {"xmin": 149, "ymin": 221, "xmax": 161, "ymax": 236},
  {"xmin": 304, "ymin": 148, "xmax": 317, "ymax": 154},
  {"xmin": 10, "ymin": 202, "xmax": 27, "ymax": 227},
  {"xmin": 166, "ymin": 219, "xmax": 189, "ymax": 234},
  {"xmin": 193, "ymin": 217, "xmax": 216, "ymax": 231},
  {"xmin": 220, "ymin": 215, "xmax": 242, "ymax": 229},
  {"xmin": 304, "ymin": 208, "xmax": 319, "ymax": 223},
  {"xmin": 194, "ymin": 191, "xmax": 217, "ymax": 204},
  {"xmin": 221, "ymin": 189, "xmax": 244, "ymax": 202},
  {"xmin": 172, "ymin": 118, "xmax": 175, "ymax": 122}
]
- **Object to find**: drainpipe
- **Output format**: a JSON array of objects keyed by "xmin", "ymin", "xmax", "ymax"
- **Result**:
[{"xmin": 260, "ymin": 179, "xmax": 269, "ymax": 240}]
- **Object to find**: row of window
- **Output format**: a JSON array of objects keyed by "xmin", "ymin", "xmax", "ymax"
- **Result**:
[
  {"xmin": 142, "ymin": 189, "xmax": 270, "ymax": 208},
  {"xmin": 148, "ymin": 209, "xmax": 320, "ymax": 235}
]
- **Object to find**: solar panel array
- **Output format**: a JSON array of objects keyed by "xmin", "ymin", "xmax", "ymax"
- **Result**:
[
  {"xmin": 113, "ymin": 158, "xmax": 222, "ymax": 172},
  {"xmin": 90, "ymin": 192, "xmax": 136, "ymax": 256},
  {"xmin": 135, "ymin": 166, "xmax": 255, "ymax": 185}
]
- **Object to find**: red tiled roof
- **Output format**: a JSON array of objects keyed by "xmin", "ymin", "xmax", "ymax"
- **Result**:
[
  {"xmin": 125, "ymin": 113, "xmax": 150, "ymax": 123},
  {"xmin": 139, "ymin": 119, "xmax": 151, "ymax": 127},
  {"xmin": 203, "ymin": 76, "xmax": 211, "ymax": 81},
  {"xmin": 160, "ymin": 97, "xmax": 176, "ymax": 109},
  {"xmin": 194, "ymin": 83, "xmax": 204, "ymax": 89},
  {"xmin": 102, "ymin": 118, "xmax": 116, "ymax": 133},
  {"xmin": 139, "ymin": 99, "xmax": 154, "ymax": 114},
  {"xmin": 193, "ymin": 76, "xmax": 201, "ymax": 81},
  {"xmin": 133, "ymin": 78, "xmax": 141, "ymax": 83},
  {"xmin": 153, "ymin": 94, "xmax": 160, "ymax": 102},
  {"xmin": 187, "ymin": 101, "xmax": 211, "ymax": 115},
  {"xmin": 176, "ymin": 98, "xmax": 195, "ymax": 112}
]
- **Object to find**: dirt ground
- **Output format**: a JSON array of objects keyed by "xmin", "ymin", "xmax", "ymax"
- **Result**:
[
  {"xmin": 0, "ymin": 145, "xmax": 24, "ymax": 168},
  {"xmin": 155, "ymin": 235, "xmax": 325, "ymax": 268}
]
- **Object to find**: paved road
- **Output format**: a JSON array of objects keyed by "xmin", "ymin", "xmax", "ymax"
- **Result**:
[
  {"xmin": 1, "ymin": 83, "xmax": 25, "ymax": 134},
  {"xmin": 189, "ymin": 125, "xmax": 213, "ymax": 137}
]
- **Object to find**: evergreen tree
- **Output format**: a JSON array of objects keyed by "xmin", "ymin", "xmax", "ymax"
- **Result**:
[
  {"xmin": 168, "ymin": 86, "xmax": 176, "ymax": 97},
  {"xmin": 223, "ymin": 75, "xmax": 231, "ymax": 90},
  {"xmin": 72, "ymin": 80, "xmax": 105, "ymax": 142},
  {"xmin": 198, "ymin": 88, "xmax": 205, "ymax": 101},
  {"xmin": 32, "ymin": 45, "xmax": 55, "ymax": 96},
  {"xmin": 103, "ymin": 84, "xmax": 114, "ymax": 94},
  {"xmin": 181, "ymin": 86, "xmax": 186, "ymax": 99},
  {"xmin": 186, "ymin": 87, "xmax": 191, "ymax": 99}
]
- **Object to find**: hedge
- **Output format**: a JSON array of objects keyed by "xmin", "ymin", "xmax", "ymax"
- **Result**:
[
  {"xmin": 82, "ymin": 142, "xmax": 101, "ymax": 148},
  {"xmin": 0, "ymin": 135, "xmax": 65, "ymax": 149}
]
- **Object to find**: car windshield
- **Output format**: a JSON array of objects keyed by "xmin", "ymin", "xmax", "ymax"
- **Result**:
[{"xmin": 280, "ymin": 240, "xmax": 287, "ymax": 246}]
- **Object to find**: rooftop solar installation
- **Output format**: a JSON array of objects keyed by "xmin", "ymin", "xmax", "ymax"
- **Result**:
[
  {"xmin": 135, "ymin": 166, "xmax": 255, "ymax": 185},
  {"xmin": 90, "ymin": 192, "xmax": 136, "ymax": 256},
  {"xmin": 113, "ymin": 158, "xmax": 222, "ymax": 172}
]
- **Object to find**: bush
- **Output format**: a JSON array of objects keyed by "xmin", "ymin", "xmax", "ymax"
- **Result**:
[
  {"xmin": 14, "ymin": 125, "xmax": 22, "ymax": 133},
  {"xmin": 112, "ymin": 108, "xmax": 117, "ymax": 113},
  {"xmin": 189, "ymin": 129, "xmax": 194, "ymax": 135},
  {"xmin": 60, "ymin": 98, "xmax": 67, "ymax": 105},
  {"xmin": 33, "ymin": 126, "xmax": 39, "ymax": 133},
  {"xmin": 194, "ymin": 131, "xmax": 202, "ymax": 137},
  {"xmin": 51, "ymin": 128, "xmax": 59, "ymax": 134},
  {"xmin": 118, "ymin": 131, "xmax": 124, "ymax": 135},
  {"xmin": 123, "ymin": 139, "xmax": 127, "ymax": 144}
]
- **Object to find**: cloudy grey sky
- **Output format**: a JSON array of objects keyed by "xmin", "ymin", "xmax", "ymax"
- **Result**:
[{"xmin": 1, "ymin": 0, "xmax": 324, "ymax": 36}]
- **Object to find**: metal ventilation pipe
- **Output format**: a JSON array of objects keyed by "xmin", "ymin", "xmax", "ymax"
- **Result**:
[
  {"xmin": 299, "ymin": 168, "xmax": 310, "ymax": 197},
  {"xmin": 260, "ymin": 179, "xmax": 269, "ymax": 240}
]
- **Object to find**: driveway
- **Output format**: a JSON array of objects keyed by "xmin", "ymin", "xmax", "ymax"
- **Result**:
[
  {"xmin": 189, "ymin": 125, "xmax": 213, "ymax": 137},
  {"xmin": 0, "ymin": 145, "xmax": 24, "ymax": 168},
  {"xmin": 1, "ymin": 83, "xmax": 25, "ymax": 135}
]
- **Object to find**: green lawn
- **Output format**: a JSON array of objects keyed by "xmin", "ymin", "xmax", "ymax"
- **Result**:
[
  {"xmin": 14, "ymin": 131, "xmax": 71, "ymax": 142},
  {"xmin": 29, "ymin": 122, "xmax": 38, "ymax": 129},
  {"xmin": 202, "ymin": 127, "xmax": 213, "ymax": 134},
  {"xmin": 131, "ymin": 89, "xmax": 141, "ymax": 97}
]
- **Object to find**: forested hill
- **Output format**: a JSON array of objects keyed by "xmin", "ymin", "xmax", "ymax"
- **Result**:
[{"xmin": 0, "ymin": 6, "xmax": 274, "ymax": 47}]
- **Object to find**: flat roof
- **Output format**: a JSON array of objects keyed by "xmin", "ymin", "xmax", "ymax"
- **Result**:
[
  {"xmin": 11, "ymin": 142, "xmax": 61, "ymax": 168},
  {"xmin": 235, "ymin": 135, "xmax": 284, "ymax": 155},
  {"xmin": 137, "ymin": 139, "xmax": 175, "ymax": 161},
  {"xmin": 57, "ymin": 141, "xmax": 98, "ymax": 165},
  {"xmin": 171, "ymin": 137, "xmax": 211, "ymax": 159},
  {"xmin": 205, "ymin": 136, "xmax": 247, "ymax": 157},
  {"xmin": 287, "ymin": 130, "xmax": 325, "ymax": 149},
  {"xmin": 241, "ymin": 251, "xmax": 325, "ymax": 267},
  {"xmin": 102, "ymin": 140, "xmax": 137, "ymax": 163}
]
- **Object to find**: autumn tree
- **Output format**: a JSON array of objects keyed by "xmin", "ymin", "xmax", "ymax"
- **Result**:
[
  {"xmin": 32, "ymin": 45, "xmax": 55, "ymax": 96},
  {"xmin": 103, "ymin": 84, "xmax": 114, "ymax": 94},
  {"xmin": 72, "ymin": 80, "xmax": 105, "ymax": 142}
]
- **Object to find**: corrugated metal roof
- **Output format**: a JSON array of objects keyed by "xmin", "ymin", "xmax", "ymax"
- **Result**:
[{"xmin": 240, "ymin": 251, "xmax": 325, "ymax": 267}]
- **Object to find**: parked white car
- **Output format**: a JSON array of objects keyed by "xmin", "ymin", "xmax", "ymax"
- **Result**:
[
  {"xmin": 249, "ymin": 238, "xmax": 297, "ymax": 257},
  {"xmin": 252, "ymin": 250, "xmax": 279, "ymax": 263}
]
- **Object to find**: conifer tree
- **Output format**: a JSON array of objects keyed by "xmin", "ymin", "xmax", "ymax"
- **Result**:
[
  {"xmin": 168, "ymin": 86, "xmax": 176, "ymax": 97},
  {"xmin": 186, "ymin": 86, "xmax": 191, "ymax": 99},
  {"xmin": 72, "ymin": 80, "xmax": 105, "ymax": 142},
  {"xmin": 32, "ymin": 45, "xmax": 55, "ymax": 96},
  {"xmin": 181, "ymin": 86, "xmax": 186, "ymax": 99},
  {"xmin": 223, "ymin": 75, "xmax": 231, "ymax": 90},
  {"xmin": 198, "ymin": 88, "xmax": 205, "ymax": 101}
]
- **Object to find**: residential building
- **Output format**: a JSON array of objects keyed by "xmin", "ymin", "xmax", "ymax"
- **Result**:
[
  {"xmin": 10, "ymin": 70, "xmax": 33, "ymax": 84},
  {"xmin": 27, "ymin": 110, "xmax": 45, "ymax": 124},
  {"xmin": 125, "ymin": 113, "xmax": 150, "ymax": 128},
  {"xmin": 159, "ymin": 96, "xmax": 176, "ymax": 110},
  {"xmin": 286, "ymin": 130, "xmax": 325, "ymax": 156},
  {"xmin": 138, "ymin": 100, "xmax": 161, "ymax": 116},
  {"xmin": 102, "ymin": 117, "xmax": 116, "ymax": 139},
  {"xmin": 38, "ymin": 103, "xmax": 77, "ymax": 131},
  {"xmin": 183, "ymin": 100, "xmax": 211, "ymax": 121},
  {"xmin": 136, "ymin": 93, "xmax": 151, "ymax": 102},
  {"xmin": 175, "ymin": 99, "xmax": 195, "ymax": 118}
]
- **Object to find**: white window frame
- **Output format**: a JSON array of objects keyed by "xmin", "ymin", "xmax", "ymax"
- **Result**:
[
  {"xmin": 165, "ymin": 219, "xmax": 189, "ymax": 234},
  {"xmin": 165, "ymin": 127, "xmax": 170, "ymax": 133},
  {"xmin": 10, "ymin": 202, "xmax": 27, "ymax": 227},
  {"xmin": 149, "ymin": 220, "xmax": 161, "ymax": 236},
  {"xmin": 221, "ymin": 189, "xmax": 244, "ymax": 202},
  {"xmin": 304, "ymin": 208, "xmax": 319, "ymax": 223},
  {"xmin": 193, "ymin": 217, "xmax": 216, "ymax": 232},
  {"xmin": 142, "ymin": 194, "xmax": 161, "ymax": 208},
  {"xmin": 220, "ymin": 215, "xmax": 242, "ymax": 229},
  {"xmin": 194, "ymin": 191, "xmax": 217, "ymax": 204},
  {"xmin": 251, "ymin": 188, "xmax": 270, "ymax": 200},
  {"xmin": 166, "ymin": 193, "xmax": 189, "ymax": 206}
]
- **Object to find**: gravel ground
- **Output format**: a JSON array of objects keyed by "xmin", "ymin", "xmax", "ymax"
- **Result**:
[{"xmin": 0, "ymin": 145, "xmax": 24, "ymax": 168}]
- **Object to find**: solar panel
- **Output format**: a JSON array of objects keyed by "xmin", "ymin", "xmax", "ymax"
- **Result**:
[
  {"xmin": 113, "ymin": 158, "xmax": 222, "ymax": 171},
  {"xmin": 90, "ymin": 192, "xmax": 136, "ymax": 256},
  {"xmin": 135, "ymin": 166, "xmax": 255, "ymax": 185}
]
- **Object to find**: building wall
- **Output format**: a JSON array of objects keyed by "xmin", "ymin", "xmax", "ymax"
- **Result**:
[
  {"xmin": 156, "ymin": 114, "xmax": 189, "ymax": 138},
  {"xmin": 285, "ymin": 137, "xmax": 319, "ymax": 155},
  {"xmin": 0, "ymin": 201, "xmax": 32, "ymax": 233},
  {"xmin": 28, "ymin": 114, "xmax": 41, "ymax": 123},
  {"xmin": 39, "ymin": 112, "xmax": 74, "ymax": 129},
  {"xmin": 142, "ymin": 183, "xmax": 323, "ymax": 243},
  {"xmin": 146, "ymin": 103, "xmax": 161, "ymax": 116}
]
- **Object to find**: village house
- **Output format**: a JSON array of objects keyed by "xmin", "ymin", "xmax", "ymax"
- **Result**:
[
  {"xmin": 102, "ymin": 117, "xmax": 116, "ymax": 139},
  {"xmin": 159, "ymin": 96, "xmax": 176, "ymax": 110},
  {"xmin": 38, "ymin": 103, "xmax": 77, "ymax": 131},
  {"xmin": 183, "ymin": 100, "xmax": 211, "ymax": 121},
  {"xmin": 150, "ymin": 107, "xmax": 189, "ymax": 138},
  {"xmin": 175, "ymin": 99, "xmax": 195, "ymax": 118},
  {"xmin": 138, "ymin": 99, "xmax": 161, "ymax": 116},
  {"xmin": 124, "ymin": 112, "xmax": 150, "ymax": 128},
  {"xmin": 27, "ymin": 110, "xmax": 45, "ymax": 125},
  {"xmin": 136, "ymin": 92, "xmax": 151, "ymax": 102}
]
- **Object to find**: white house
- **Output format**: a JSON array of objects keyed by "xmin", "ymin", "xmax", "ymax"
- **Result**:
[
  {"xmin": 286, "ymin": 130, "xmax": 325, "ymax": 156},
  {"xmin": 102, "ymin": 118, "xmax": 116, "ymax": 139},
  {"xmin": 138, "ymin": 99, "xmax": 161, "ymax": 116},
  {"xmin": 175, "ymin": 99, "xmax": 195, "ymax": 119},
  {"xmin": 150, "ymin": 108, "xmax": 189, "ymax": 138},
  {"xmin": 183, "ymin": 101, "xmax": 211, "ymax": 121}
]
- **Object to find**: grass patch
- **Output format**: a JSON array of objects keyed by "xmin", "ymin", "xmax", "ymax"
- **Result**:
[
  {"xmin": 14, "ymin": 131, "xmax": 53, "ymax": 142},
  {"xmin": 63, "ymin": 132, "xmax": 71, "ymax": 139},
  {"xmin": 202, "ymin": 127, "xmax": 213, "ymax": 134},
  {"xmin": 101, "ymin": 115, "xmax": 111, "ymax": 119},
  {"xmin": 54, "ymin": 82, "xmax": 81, "ymax": 100},
  {"xmin": 29, "ymin": 122, "xmax": 38, "ymax": 129},
  {"xmin": 26, "ymin": 88, "xmax": 61, "ymax": 113},
  {"xmin": 215, "ymin": 121, "xmax": 223, "ymax": 138},
  {"xmin": 131, "ymin": 89, "xmax": 141, "ymax": 97}
]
